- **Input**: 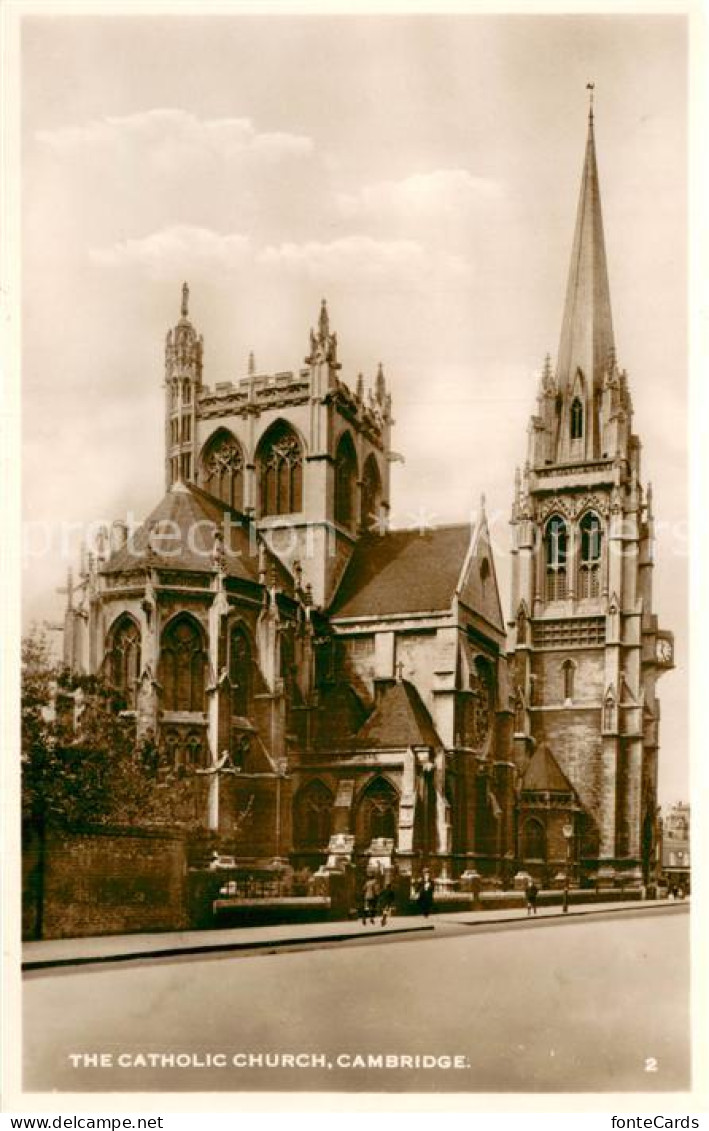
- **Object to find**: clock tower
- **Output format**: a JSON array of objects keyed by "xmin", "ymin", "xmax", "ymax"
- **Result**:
[{"xmin": 508, "ymin": 99, "xmax": 674, "ymax": 886}]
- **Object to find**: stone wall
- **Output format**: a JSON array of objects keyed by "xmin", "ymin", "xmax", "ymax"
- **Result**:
[
  {"xmin": 23, "ymin": 825, "xmax": 188, "ymax": 940},
  {"xmin": 534, "ymin": 709, "xmax": 604, "ymax": 821}
]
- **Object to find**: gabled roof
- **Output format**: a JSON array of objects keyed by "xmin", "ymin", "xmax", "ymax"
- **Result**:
[
  {"xmin": 352, "ymin": 679, "xmax": 442, "ymax": 750},
  {"xmin": 556, "ymin": 109, "xmax": 615, "ymax": 395},
  {"xmin": 101, "ymin": 481, "xmax": 293, "ymax": 591},
  {"xmin": 522, "ymin": 744, "xmax": 575, "ymax": 794},
  {"xmin": 455, "ymin": 502, "xmax": 505, "ymax": 634},
  {"xmin": 329, "ymin": 525, "xmax": 472, "ymax": 618}
]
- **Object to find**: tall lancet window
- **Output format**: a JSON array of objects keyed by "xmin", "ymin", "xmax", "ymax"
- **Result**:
[
  {"xmin": 360, "ymin": 455, "xmax": 383, "ymax": 531},
  {"xmin": 334, "ymin": 432, "xmax": 358, "ymax": 529},
  {"xmin": 570, "ymin": 397, "xmax": 584, "ymax": 440},
  {"xmin": 579, "ymin": 511, "xmax": 602, "ymax": 598},
  {"xmin": 562, "ymin": 659, "xmax": 575, "ymax": 702},
  {"xmin": 545, "ymin": 515, "xmax": 568, "ymax": 601},
  {"xmin": 107, "ymin": 615, "xmax": 141, "ymax": 709},
  {"xmin": 258, "ymin": 422, "xmax": 303, "ymax": 517},
  {"xmin": 160, "ymin": 615, "xmax": 207, "ymax": 713},
  {"xmin": 229, "ymin": 624, "xmax": 251, "ymax": 717},
  {"xmin": 202, "ymin": 430, "xmax": 244, "ymax": 511}
]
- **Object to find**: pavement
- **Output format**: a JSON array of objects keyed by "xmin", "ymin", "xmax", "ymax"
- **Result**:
[{"xmin": 22, "ymin": 896, "xmax": 682, "ymax": 971}]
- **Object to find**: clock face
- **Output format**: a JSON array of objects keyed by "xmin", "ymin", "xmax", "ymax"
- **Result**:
[{"xmin": 656, "ymin": 638, "xmax": 673, "ymax": 665}]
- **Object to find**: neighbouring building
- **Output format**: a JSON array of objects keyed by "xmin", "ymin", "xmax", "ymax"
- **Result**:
[
  {"xmin": 661, "ymin": 802, "xmax": 690, "ymax": 892},
  {"xmin": 56, "ymin": 102, "xmax": 674, "ymax": 888}
]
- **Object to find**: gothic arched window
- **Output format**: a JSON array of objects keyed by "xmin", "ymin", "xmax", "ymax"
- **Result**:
[
  {"xmin": 257, "ymin": 422, "xmax": 303, "ymax": 517},
  {"xmin": 202, "ymin": 430, "xmax": 244, "ymax": 511},
  {"xmin": 229, "ymin": 624, "xmax": 251, "ymax": 717},
  {"xmin": 545, "ymin": 514, "xmax": 568, "ymax": 601},
  {"xmin": 107, "ymin": 615, "xmax": 141, "ymax": 709},
  {"xmin": 356, "ymin": 777, "xmax": 399, "ymax": 845},
  {"xmin": 360, "ymin": 454, "xmax": 383, "ymax": 531},
  {"xmin": 334, "ymin": 432, "xmax": 358, "ymax": 529},
  {"xmin": 294, "ymin": 780, "xmax": 333, "ymax": 849},
  {"xmin": 603, "ymin": 692, "xmax": 615, "ymax": 731},
  {"xmin": 464, "ymin": 656, "xmax": 494, "ymax": 748},
  {"xmin": 159, "ymin": 615, "xmax": 207, "ymax": 713},
  {"xmin": 571, "ymin": 397, "xmax": 584, "ymax": 440},
  {"xmin": 579, "ymin": 511, "xmax": 602, "ymax": 598},
  {"xmin": 522, "ymin": 818, "xmax": 546, "ymax": 861},
  {"xmin": 185, "ymin": 730, "xmax": 204, "ymax": 767}
]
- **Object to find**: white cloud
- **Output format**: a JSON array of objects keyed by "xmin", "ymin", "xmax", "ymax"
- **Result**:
[
  {"xmin": 258, "ymin": 235, "xmax": 472, "ymax": 290},
  {"xmin": 36, "ymin": 108, "xmax": 314, "ymax": 164},
  {"xmin": 337, "ymin": 169, "xmax": 502, "ymax": 220},
  {"xmin": 90, "ymin": 227, "xmax": 473, "ymax": 295},
  {"xmin": 90, "ymin": 225, "xmax": 251, "ymax": 277}
]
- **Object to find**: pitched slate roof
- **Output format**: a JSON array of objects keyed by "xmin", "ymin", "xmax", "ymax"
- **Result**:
[
  {"xmin": 101, "ymin": 481, "xmax": 293, "ymax": 591},
  {"xmin": 522, "ymin": 744, "xmax": 575, "ymax": 794},
  {"xmin": 455, "ymin": 507, "xmax": 505, "ymax": 633},
  {"xmin": 329, "ymin": 525, "xmax": 472, "ymax": 618},
  {"xmin": 352, "ymin": 679, "xmax": 442, "ymax": 749}
]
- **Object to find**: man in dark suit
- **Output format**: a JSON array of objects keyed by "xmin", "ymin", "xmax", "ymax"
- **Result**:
[{"xmin": 417, "ymin": 869, "xmax": 435, "ymax": 918}]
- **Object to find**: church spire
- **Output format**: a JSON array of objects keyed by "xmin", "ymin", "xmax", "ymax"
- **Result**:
[{"xmin": 556, "ymin": 91, "xmax": 615, "ymax": 396}]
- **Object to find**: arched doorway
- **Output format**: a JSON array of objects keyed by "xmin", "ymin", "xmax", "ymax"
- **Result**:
[{"xmin": 355, "ymin": 776, "xmax": 399, "ymax": 847}]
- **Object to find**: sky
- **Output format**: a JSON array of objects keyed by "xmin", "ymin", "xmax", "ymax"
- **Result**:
[{"xmin": 20, "ymin": 12, "xmax": 688, "ymax": 803}]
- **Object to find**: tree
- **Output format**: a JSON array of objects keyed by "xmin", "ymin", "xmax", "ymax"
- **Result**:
[{"xmin": 21, "ymin": 628, "xmax": 203, "ymax": 833}]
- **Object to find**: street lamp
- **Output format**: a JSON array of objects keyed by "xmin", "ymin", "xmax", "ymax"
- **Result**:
[{"xmin": 562, "ymin": 821, "xmax": 574, "ymax": 913}]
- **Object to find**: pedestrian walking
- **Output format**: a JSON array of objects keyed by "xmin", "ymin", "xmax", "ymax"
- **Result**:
[
  {"xmin": 525, "ymin": 879, "xmax": 539, "ymax": 916},
  {"xmin": 417, "ymin": 869, "xmax": 435, "ymax": 918},
  {"xmin": 362, "ymin": 875, "xmax": 379, "ymax": 924},
  {"xmin": 379, "ymin": 881, "xmax": 396, "ymax": 926}
]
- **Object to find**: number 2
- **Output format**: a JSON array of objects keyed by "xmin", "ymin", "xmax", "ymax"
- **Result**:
[{"xmin": 645, "ymin": 1057, "xmax": 659, "ymax": 1072}]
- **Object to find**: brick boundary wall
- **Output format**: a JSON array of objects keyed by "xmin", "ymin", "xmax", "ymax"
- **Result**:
[{"xmin": 23, "ymin": 824, "xmax": 188, "ymax": 940}]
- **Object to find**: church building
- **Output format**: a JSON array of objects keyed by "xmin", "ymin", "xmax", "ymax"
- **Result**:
[{"xmin": 59, "ymin": 102, "xmax": 673, "ymax": 888}]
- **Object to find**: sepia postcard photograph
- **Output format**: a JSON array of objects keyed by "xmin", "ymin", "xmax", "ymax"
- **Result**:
[{"xmin": 2, "ymin": 0, "xmax": 705, "ymax": 1114}]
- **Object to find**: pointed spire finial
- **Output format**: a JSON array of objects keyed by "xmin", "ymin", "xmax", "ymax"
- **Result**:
[
  {"xmin": 181, "ymin": 281, "xmax": 189, "ymax": 319},
  {"xmin": 356, "ymin": 372, "xmax": 364, "ymax": 400},
  {"xmin": 556, "ymin": 83, "xmax": 614, "ymax": 399},
  {"xmin": 248, "ymin": 350, "xmax": 255, "ymax": 376},
  {"xmin": 375, "ymin": 362, "xmax": 386, "ymax": 404},
  {"xmin": 586, "ymin": 81, "xmax": 595, "ymax": 121},
  {"xmin": 541, "ymin": 352, "xmax": 555, "ymax": 395},
  {"xmin": 480, "ymin": 492, "xmax": 487, "ymax": 516},
  {"xmin": 319, "ymin": 298, "xmax": 329, "ymax": 339}
]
